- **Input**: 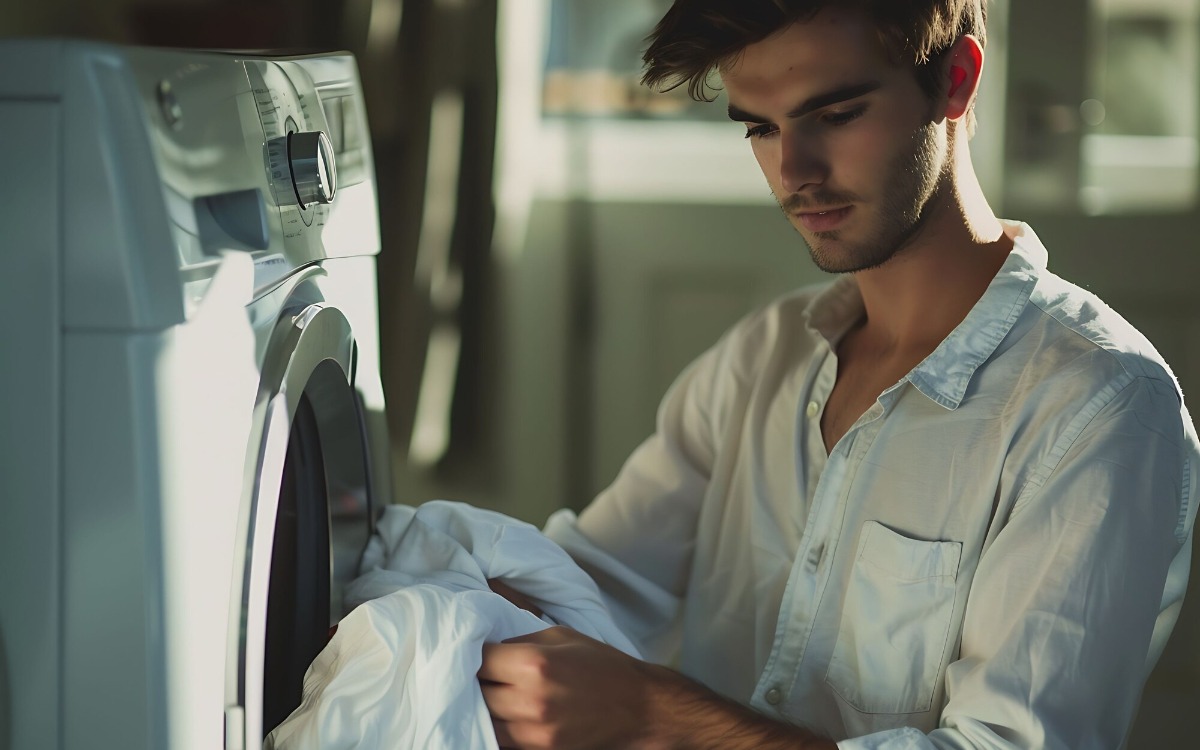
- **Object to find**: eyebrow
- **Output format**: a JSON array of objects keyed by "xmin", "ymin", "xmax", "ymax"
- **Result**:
[{"xmin": 726, "ymin": 81, "xmax": 882, "ymax": 123}]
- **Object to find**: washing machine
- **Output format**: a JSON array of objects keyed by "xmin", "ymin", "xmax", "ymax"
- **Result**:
[{"xmin": 0, "ymin": 40, "xmax": 391, "ymax": 749}]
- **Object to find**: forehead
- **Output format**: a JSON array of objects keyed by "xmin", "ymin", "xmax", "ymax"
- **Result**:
[{"xmin": 720, "ymin": 8, "xmax": 900, "ymax": 98}]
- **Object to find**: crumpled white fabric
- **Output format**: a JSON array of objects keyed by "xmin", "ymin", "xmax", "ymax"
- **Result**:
[{"xmin": 265, "ymin": 500, "xmax": 640, "ymax": 750}]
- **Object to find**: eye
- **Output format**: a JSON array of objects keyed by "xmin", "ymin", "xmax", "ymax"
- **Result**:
[
  {"xmin": 823, "ymin": 106, "xmax": 867, "ymax": 126},
  {"xmin": 744, "ymin": 123, "xmax": 779, "ymax": 140}
]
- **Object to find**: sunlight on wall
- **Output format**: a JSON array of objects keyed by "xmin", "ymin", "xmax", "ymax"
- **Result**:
[
  {"xmin": 494, "ymin": 0, "xmax": 549, "ymax": 262},
  {"xmin": 1080, "ymin": 0, "xmax": 1199, "ymax": 213}
]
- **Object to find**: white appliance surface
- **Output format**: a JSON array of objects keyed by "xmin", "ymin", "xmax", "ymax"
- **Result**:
[{"xmin": 0, "ymin": 39, "xmax": 389, "ymax": 750}]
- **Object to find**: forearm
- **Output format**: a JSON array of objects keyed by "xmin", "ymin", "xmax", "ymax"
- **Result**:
[
  {"xmin": 481, "ymin": 627, "xmax": 838, "ymax": 750},
  {"xmin": 639, "ymin": 662, "xmax": 837, "ymax": 750}
]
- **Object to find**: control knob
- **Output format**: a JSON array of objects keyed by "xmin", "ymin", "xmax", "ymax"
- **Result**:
[{"xmin": 265, "ymin": 131, "xmax": 337, "ymax": 209}]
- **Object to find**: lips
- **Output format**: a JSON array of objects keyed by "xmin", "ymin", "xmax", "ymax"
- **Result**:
[{"xmin": 795, "ymin": 206, "xmax": 852, "ymax": 232}]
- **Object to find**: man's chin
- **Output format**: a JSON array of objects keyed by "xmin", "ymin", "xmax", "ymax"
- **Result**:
[
  {"xmin": 793, "ymin": 226, "xmax": 856, "ymax": 273},
  {"xmin": 805, "ymin": 240, "xmax": 857, "ymax": 275},
  {"xmin": 806, "ymin": 236, "xmax": 902, "ymax": 275},
  {"xmin": 809, "ymin": 252, "xmax": 862, "ymax": 275}
]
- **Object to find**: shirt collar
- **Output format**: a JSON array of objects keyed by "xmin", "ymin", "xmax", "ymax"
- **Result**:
[
  {"xmin": 803, "ymin": 221, "xmax": 1046, "ymax": 410},
  {"xmin": 804, "ymin": 274, "xmax": 865, "ymax": 346}
]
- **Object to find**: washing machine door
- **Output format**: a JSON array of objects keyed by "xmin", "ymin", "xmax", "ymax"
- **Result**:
[{"xmin": 227, "ymin": 293, "xmax": 376, "ymax": 747}]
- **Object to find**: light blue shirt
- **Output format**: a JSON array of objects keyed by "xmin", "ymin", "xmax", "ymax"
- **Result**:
[{"xmin": 546, "ymin": 222, "xmax": 1199, "ymax": 748}]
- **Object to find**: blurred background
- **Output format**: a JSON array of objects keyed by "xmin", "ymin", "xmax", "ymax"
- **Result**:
[{"xmin": 3, "ymin": 0, "xmax": 1198, "ymax": 744}]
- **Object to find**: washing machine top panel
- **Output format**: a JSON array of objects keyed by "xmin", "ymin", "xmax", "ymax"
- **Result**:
[{"xmin": 0, "ymin": 39, "xmax": 380, "ymax": 330}]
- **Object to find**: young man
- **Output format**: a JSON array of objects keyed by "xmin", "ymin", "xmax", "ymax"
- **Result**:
[{"xmin": 479, "ymin": 1, "xmax": 1198, "ymax": 747}]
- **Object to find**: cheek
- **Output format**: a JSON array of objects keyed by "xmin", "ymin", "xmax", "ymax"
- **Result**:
[
  {"xmin": 837, "ymin": 122, "xmax": 895, "ymax": 170},
  {"xmin": 831, "ymin": 118, "xmax": 929, "ymax": 188}
]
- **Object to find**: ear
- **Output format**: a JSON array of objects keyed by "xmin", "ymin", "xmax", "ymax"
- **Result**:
[{"xmin": 943, "ymin": 35, "xmax": 984, "ymax": 121}]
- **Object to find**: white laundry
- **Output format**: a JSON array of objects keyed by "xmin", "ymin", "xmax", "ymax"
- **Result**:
[{"xmin": 265, "ymin": 500, "xmax": 640, "ymax": 750}]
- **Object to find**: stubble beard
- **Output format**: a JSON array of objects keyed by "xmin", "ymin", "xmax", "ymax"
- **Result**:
[{"xmin": 778, "ymin": 120, "xmax": 948, "ymax": 274}]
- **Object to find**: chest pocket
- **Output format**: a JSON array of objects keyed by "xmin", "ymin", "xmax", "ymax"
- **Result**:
[{"xmin": 824, "ymin": 521, "xmax": 962, "ymax": 715}]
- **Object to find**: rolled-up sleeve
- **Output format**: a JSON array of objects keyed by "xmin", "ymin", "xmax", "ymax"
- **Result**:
[
  {"xmin": 545, "ymin": 338, "xmax": 729, "ymax": 662},
  {"xmin": 840, "ymin": 375, "xmax": 1196, "ymax": 749}
]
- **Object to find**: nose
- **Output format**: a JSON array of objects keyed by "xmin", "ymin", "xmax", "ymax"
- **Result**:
[{"xmin": 779, "ymin": 133, "xmax": 828, "ymax": 194}]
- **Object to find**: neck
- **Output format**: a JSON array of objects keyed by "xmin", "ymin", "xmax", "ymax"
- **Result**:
[{"xmin": 851, "ymin": 129, "xmax": 1012, "ymax": 355}]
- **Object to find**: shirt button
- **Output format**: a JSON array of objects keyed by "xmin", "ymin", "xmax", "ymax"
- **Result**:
[
  {"xmin": 765, "ymin": 687, "xmax": 782, "ymax": 705},
  {"xmin": 805, "ymin": 401, "xmax": 820, "ymax": 419},
  {"xmin": 806, "ymin": 543, "xmax": 825, "ymax": 573}
]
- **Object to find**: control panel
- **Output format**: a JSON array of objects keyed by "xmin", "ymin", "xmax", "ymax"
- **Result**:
[
  {"xmin": 247, "ymin": 61, "xmax": 337, "ymax": 220},
  {"xmin": 121, "ymin": 49, "xmax": 379, "ymax": 318}
]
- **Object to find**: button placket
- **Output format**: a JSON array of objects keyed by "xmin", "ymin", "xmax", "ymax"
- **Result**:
[
  {"xmin": 780, "ymin": 421, "xmax": 889, "ymax": 707},
  {"xmin": 756, "ymin": 345, "xmax": 839, "ymax": 713},
  {"xmin": 756, "ymin": 443, "xmax": 849, "ymax": 710}
]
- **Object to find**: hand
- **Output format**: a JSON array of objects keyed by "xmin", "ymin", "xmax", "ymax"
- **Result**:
[
  {"xmin": 478, "ymin": 625, "xmax": 837, "ymax": 750},
  {"xmin": 478, "ymin": 626, "xmax": 657, "ymax": 750},
  {"xmin": 488, "ymin": 577, "xmax": 545, "ymax": 619}
]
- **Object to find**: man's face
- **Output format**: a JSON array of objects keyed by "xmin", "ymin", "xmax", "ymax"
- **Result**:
[{"xmin": 721, "ymin": 9, "xmax": 951, "ymax": 274}]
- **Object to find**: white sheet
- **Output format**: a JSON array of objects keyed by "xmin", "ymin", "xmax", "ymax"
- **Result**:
[{"xmin": 265, "ymin": 500, "xmax": 639, "ymax": 750}]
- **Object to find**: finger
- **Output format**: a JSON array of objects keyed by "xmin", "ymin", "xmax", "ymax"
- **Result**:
[
  {"xmin": 492, "ymin": 718, "xmax": 518, "ymax": 749},
  {"xmin": 499, "ymin": 719, "xmax": 554, "ymax": 750},
  {"xmin": 480, "ymin": 681, "xmax": 540, "ymax": 722},
  {"xmin": 479, "ymin": 641, "xmax": 541, "ymax": 683}
]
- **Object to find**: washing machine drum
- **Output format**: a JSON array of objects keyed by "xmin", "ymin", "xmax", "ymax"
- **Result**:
[
  {"xmin": 236, "ymin": 300, "xmax": 377, "ymax": 740},
  {"xmin": 262, "ymin": 392, "xmax": 332, "ymax": 732}
]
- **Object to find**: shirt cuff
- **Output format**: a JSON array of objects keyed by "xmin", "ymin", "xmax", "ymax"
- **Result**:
[{"xmin": 837, "ymin": 727, "xmax": 935, "ymax": 750}]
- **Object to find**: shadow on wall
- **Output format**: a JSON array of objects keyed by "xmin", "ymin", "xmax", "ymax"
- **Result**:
[{"xmin": 0, "ymin": 622, "xmax": 8, "ymax": 750}]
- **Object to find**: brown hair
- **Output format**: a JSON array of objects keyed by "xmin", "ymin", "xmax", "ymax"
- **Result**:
[{"xmin": 642, "ymin": 0, "xmax": 987, "ymax": 113}]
